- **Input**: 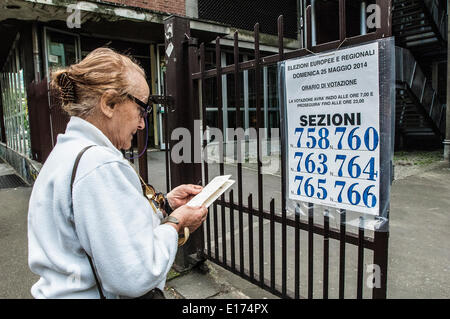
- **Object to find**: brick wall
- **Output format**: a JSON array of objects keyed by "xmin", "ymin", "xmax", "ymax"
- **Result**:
[{"xmin": 103, "ymin": 0, "xmax": 185, "ymax": 16}]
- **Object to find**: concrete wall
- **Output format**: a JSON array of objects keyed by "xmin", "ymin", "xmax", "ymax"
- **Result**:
[
  {"xmin": 104, "ymin": 0, "xmax": 186, "ymax": 16},
  {"xmin": 0, "ymin": 142, "xmax": 41, "ymax": 185}
]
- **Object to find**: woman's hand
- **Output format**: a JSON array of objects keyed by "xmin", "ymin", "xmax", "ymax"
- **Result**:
[
  {"xmin": 166, "ymin": 184, "xmax": 203, "ymax": 210},
  {"xmin": 168, "ymin": 205, "xmax": 208, "ymax": 233}
]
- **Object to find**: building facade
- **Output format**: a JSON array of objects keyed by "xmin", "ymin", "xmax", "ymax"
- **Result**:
[{"xmin": 0, "ymin": 0, "xmax": 448, "ymax": 183}]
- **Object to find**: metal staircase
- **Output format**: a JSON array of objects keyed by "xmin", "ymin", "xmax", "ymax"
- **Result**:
[
  {"xmin": 393, "ymin": 0, "xmax": 447, "ymax": 145},
  {"xmin": 396, "ymin": 47, "xmax": 446, "ymax": 142},
  {"xmin": 393, "ymin": 0, "xmax": 447, "ymax": 61}
]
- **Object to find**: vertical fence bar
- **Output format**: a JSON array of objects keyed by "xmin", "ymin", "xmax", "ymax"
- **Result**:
[
  {"xmin": 200, "ymin": 43, "xmax": 212, "ymax": 259},
  {"xmin": 281, "ymin": 200, "xmax": 287, "ymax": 297},
  {"xmin": 248, "ymin": 194, "xmax": 254, "ymax": 280},
  {"xmin": 215, "ymin": 37, "xmax": 226, "ymax": 266},
  {"xmin": 276, "ymin": 15, "xmax": 284, "ymax": 297},
  {"xmin": 231, "ymin": 31, "xmax": 242, "ymax": 274},
  {"xmin": 270, "ymin": 198, "xmax": 276, "ymax": 293},
  {"xmin": 200, "ymin": 43, "xmax": 209, "ymax": 185},
  {"xmin": 222, "ymin": 193, "xmax": 227, "ymax": 265},
  {"xmin": 294, "ymin": 205, "xmax": 300, "ymax": 299},
  {"xmin": 258, "ymin": 205, "xmax": 264, "ymax": 287},
  {"xmin": 215, "ymin": 37, "xmax": 224, "ymax": 176},
  {"xmin": 323, "ymin": 210, "xmax": 330, "ymax": 299},
  {"xmin": 254, "ymin": 22, "xmax": 265, "ymax": 288},
  {"xmin": 206, "ymin": 202, "xmax": 211, "ymax": 258},
  {"xmin": 308, "ymin": 203, "xmax": 314, "ymax": 299},
  {"xmin": 357, "ymin": 216, "xmax": 365, "ymax": 299},
  {"xmin": 213, "ymin": 203, "xmax": 219, "ymax": 263},
  {"xmin": 339, "ymin": 209, "xmax": 347, "ymax": 299},
  {"xmin": 229, "ymin": 190, "xmax": 235, "ymax": 269},
  {"xmin": 233, "ymin": 31, "xmax": 245, "ymax": 278},
  {"xmin": 239, "ymin": 189, "xmax": 245, "ymax": 275},
  {"xmin": 232, "ymin": 31, "xmax": 241, "ymax": 272},
  {"xmin": 339, "ymin": 0, "xmax": 347, "ymax": 41},
  {"xmin": 200, "ymin": 42, "xmax": 212, "ymax": 259},
  {"xmin": 277, "ymin": 13, "xmax": 288, "ymax": 298}
]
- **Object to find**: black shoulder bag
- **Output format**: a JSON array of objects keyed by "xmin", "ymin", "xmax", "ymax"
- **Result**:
[{"xmin": 70, "ymin": 145, "xmax": 165, "ymax": 299}]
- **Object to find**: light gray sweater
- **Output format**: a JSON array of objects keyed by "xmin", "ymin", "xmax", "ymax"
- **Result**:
[{"xmin": 28, "ymin": 116, "xmax": 178, "ymax": 298}]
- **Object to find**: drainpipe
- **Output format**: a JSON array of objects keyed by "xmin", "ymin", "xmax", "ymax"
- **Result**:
[
  {"xmin": 32, "ymin": 23, "xmax": 41, "ymax": 82},
  {"xmin": 361, "ymin": 1, "xmax": 367, "ymax": 35},
  {"xmin": 445, "ymin": 10, "xmax": 450, "ymax": 164}
]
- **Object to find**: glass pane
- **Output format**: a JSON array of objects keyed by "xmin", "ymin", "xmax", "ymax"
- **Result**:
[
  {"xmin": 204, "ymin": 77, "xmax": 218, "ymax": 108},
  {"xmin": 47, "ymin": 30, "xmax": 78, "ymax": 73},
  {"xmin": 267, "ymin": 65, "xmax": 279, "ymax": 109}
]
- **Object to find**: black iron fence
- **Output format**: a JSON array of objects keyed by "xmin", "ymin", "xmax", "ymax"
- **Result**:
[{"xmin": 164, "ymin": 0, "xmax": 392, "ymax": 299}]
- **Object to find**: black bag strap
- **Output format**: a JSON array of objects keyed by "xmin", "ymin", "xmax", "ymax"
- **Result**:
[{"xmin": 70, "ymin": 145, "xmax": 106, "ymax": 299}]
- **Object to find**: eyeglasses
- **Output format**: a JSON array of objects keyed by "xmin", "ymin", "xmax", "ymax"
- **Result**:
[{"xmin": 127, "ymin": 94, "xmax": 152, "ymax": 118}]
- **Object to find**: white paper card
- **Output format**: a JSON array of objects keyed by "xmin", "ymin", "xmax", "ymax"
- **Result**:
[{"xmin": 187, "ymin": 175, "xmax": 235, "ymax": 208}]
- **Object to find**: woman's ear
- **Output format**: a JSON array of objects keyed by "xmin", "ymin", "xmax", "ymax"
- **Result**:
[{"xmin": 99, "ymin": 89, "xmax": 119, "ymax": 118}]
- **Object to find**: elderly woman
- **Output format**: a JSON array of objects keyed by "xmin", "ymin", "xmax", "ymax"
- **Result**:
[{"xmin": 27, "ymin": 48, "xmax": 207, "ymax": 299}]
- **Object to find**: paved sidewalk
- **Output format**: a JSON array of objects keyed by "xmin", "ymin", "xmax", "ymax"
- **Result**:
[
  {"xmin": 164, "ymin": 261, "xmax": 278, "ymax": 299},
  {"xmin": 1, "ymin": 155, "xmax": 449, "ymax": 299}
]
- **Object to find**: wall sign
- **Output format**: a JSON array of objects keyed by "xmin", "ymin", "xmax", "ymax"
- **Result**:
[{"xmin": 284, "ymin": 42, "xmax": 381, "ymax": 215}]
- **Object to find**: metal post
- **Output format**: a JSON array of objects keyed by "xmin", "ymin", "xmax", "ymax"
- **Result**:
[
  {"xmin": 372, "ymin": 221, "xmax": 389, "ymax": 299},
  {"xmin": 361, "ymin": 1, "xmax": 367, "ymax": 35},
  {"xmin": 164, "ymin": 16, "xmax": 203, "ymax": 271},
  {"xmin": 150, "ymin": 44, "xmax": 159, "ymax": 148},
  {"xmin": 137, "ymin": 130, "xmax": 148, "ymax": 184}
]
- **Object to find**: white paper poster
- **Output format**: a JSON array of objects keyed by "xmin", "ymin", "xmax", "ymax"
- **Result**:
[{"xmin": 285, "ymin": 42, "xmax": 380, "ymax": 215}]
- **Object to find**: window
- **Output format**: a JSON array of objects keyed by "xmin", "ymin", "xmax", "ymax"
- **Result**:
[
  {"xmin": 0, "ymin": 36, "xmax": 31, "ymax": 156},
  {"xmin": 44, "ymin": 28, "xmax": 81, "ymax": 79}
]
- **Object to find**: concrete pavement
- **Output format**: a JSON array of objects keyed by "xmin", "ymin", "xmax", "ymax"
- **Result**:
[{"xmin": 0, "ymin": 152, "xmax": 449, "ymax": 298}]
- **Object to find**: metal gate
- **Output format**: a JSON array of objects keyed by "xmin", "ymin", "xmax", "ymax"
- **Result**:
[{"xmin": 163, "ymin": 0, "xmax": 392, "ymax": 298}]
